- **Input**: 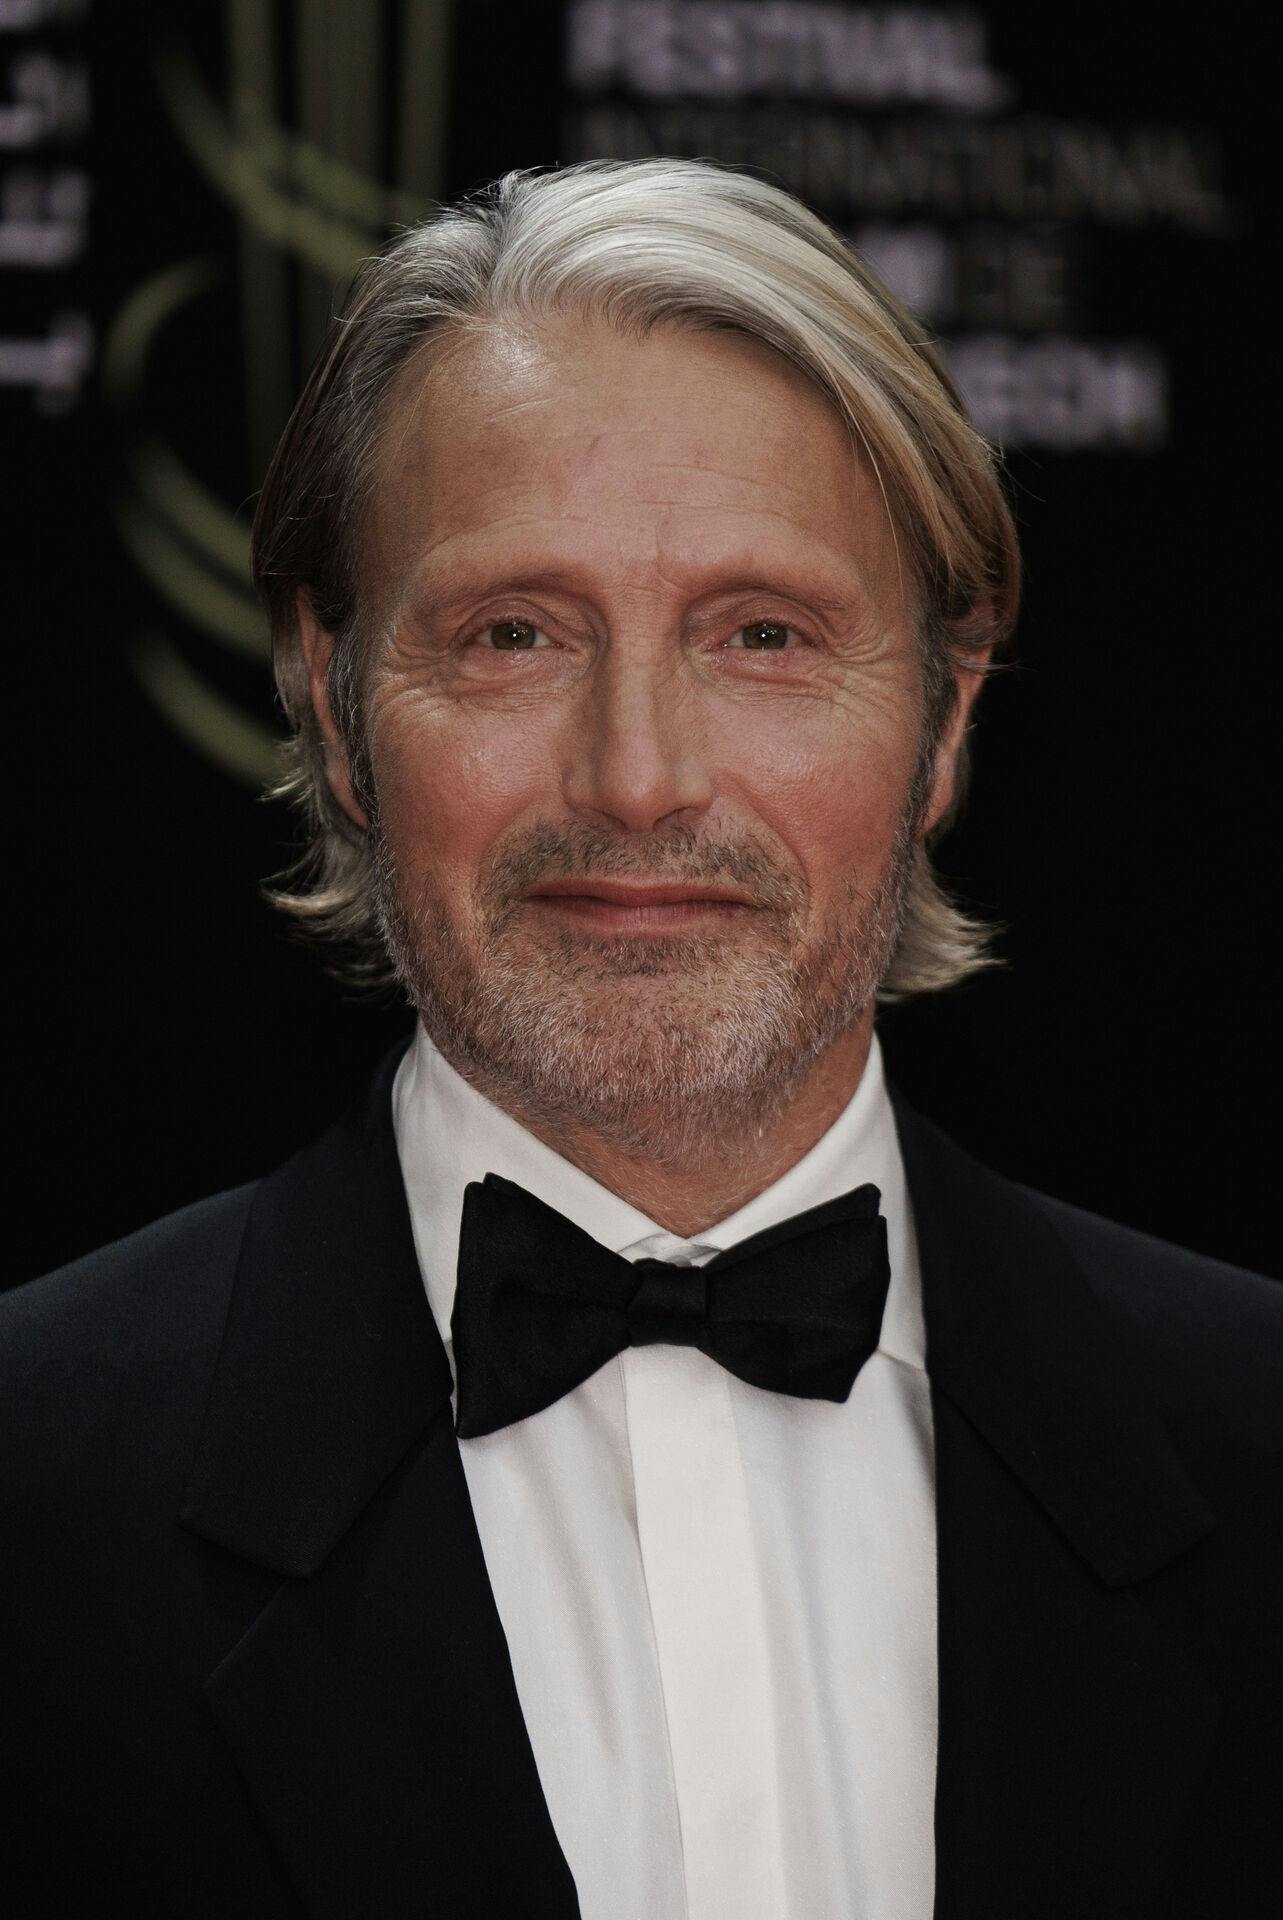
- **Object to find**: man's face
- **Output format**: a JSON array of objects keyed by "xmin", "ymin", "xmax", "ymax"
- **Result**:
[{"xmin": 308, "ymin": 317, "xmax": 979, "ymax": 1158}]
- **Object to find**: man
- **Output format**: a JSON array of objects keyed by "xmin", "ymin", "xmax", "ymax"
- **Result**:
[{"xmin": 2, "ymin": 160, "xmax": 1278, "ymax": 1919}]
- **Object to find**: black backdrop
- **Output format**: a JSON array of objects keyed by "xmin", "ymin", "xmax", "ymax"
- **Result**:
[{"xmin": 7, "ymin": 1, "xmax": 1276, "ymax": 1286}]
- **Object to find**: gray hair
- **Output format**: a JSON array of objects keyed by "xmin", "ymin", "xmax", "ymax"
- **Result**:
[{"xmin": 252, "ymin": 158, "xmax": 1020, "ymax": 994}]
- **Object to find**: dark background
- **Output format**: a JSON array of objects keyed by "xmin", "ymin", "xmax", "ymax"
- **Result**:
[{"xmin": 7, "ymin": 2, "xmax": 1275, "ymax": 1285}]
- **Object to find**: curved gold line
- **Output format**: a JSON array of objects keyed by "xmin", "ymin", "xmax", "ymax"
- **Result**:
[
  {"xmin": 153, "ymin": 44, "xmax": 385, "ymax": 277},
  {"xmin": 233, "ymin": 88, "xmax": 427, "ymax": 228},
  {"xmin": 130, "ymin": 443, "xmax": 254, "ymax": 581},
  {"xmin": 116, "ymin": 495, "xmax": 269, "ymax": 661},
  {"xmin": 131, "ymin": 633, "xmax": 280, "ymax": 789},
  {"xmin": 100, "ymin": 257, "xmax": 222, "ymax": 408}
]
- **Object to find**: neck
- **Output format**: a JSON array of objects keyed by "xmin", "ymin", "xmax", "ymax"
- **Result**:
[{"xmin": 460, "ymin": 1016, "xmax": 876, "ymax": 1238}]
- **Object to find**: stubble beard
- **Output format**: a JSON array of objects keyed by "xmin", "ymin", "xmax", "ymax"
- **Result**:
[{"xmin": 372, "ymin": 807, "xmax": 917, "ymax": 1169}]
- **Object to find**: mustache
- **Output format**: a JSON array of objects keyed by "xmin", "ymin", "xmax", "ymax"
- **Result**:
[{"xmin": 478, "ymin": 821, "xmax": 805, "ymax": 916}]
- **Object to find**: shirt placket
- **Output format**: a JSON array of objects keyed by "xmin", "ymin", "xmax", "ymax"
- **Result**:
[{"xmin": 619, "ymin": 1234, "xmax": 789, "ymax": 1920}]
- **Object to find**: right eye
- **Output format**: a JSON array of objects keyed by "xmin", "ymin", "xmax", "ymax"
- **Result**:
[{"xmin": 476, "ymin": 620, "xmax": 550, "ymax": 650}]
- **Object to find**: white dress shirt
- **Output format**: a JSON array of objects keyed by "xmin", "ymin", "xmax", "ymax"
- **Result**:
[{"xmin": 393, "ymin": 1025, "xmax": 938, "ymax": 1920}]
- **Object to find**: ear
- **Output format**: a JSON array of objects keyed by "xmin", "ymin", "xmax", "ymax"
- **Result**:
[
  {"xmin": 297, "ymin": 596, "xmax": 370, "ymax": 832},
  {"xmin": 917, "ymin": 643, "xmax": 993, "ymax": 840}
]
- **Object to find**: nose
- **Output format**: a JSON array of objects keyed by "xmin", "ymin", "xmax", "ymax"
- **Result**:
[{"xmin": 562, "ymin": 643, "xmax": 713, "ymax": 833}]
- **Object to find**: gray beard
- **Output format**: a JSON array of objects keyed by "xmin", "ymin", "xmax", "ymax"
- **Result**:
[{"xmin": 372, "ymin": 810, "xmax": 916, "ymax": 1168}]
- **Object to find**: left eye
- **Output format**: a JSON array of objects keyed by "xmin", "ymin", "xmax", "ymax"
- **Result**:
[
  {"xmin": 727, "ymin": 622, "xmax": 796, "ymax": 650},
  {"xmin": 480, "ymin": 620, "xmax": 549, "ymax": 650}
]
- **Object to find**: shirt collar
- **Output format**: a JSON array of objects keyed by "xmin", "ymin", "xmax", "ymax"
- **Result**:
[{"xmin": 392, "ymin": 1023, "xmax": 924, "ymax": 1373}]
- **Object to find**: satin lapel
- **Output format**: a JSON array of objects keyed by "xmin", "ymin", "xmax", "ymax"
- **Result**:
[
  {"xmin": 892, "ymin": 1101, "xmax": 1220, "ymax": 1920},
  {"xmin": 180, "ymin": 1048, "xmax": 579, "ymax": 1919}
]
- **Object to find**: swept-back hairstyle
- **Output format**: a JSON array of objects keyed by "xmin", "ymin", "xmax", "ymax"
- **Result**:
[{"xmin": 253, "ymin": 158, "xmax": 1020, "ymax": 993}]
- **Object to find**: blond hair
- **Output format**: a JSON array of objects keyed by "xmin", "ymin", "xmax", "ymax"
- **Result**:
[{"xmin": 253, "ymin": 158, "xmax": 1020, "ymax": 993}]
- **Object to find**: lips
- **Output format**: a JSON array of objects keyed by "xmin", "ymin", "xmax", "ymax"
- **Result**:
[{"xmin": 528, "ymin": 878, "xmax": 754, "ymax": 909}]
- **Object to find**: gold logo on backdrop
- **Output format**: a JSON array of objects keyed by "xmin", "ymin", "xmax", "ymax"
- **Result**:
[{"xmin": 104, "ymin": 1, "xmax": 453, "ymax": 786}]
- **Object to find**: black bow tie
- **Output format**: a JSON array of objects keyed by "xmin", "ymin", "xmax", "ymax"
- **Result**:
[{"xmin": 451, "ymin": 1173, "xmax": 891, "ymax": 1439}]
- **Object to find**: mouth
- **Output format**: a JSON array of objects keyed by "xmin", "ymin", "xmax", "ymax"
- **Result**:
[{"xmin": 523, "ymin": 877, "xmax": 758, "ymax": 933}]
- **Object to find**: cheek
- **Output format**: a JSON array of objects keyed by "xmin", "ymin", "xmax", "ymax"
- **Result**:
[
  {"xmin": 713, "ymin": 696, "xmax": 921, "ymax": 893},
  {"xmin": 368, "ymin": 690, "xmax": 562, "ymax": 888}
]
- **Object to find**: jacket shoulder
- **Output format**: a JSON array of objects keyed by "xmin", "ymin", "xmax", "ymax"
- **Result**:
[
  {"xmin": 895, "ymin": 1093, "xmax": 1280, "ymax": 1481},
  {"xmin": 1024, "ymin": 1185, "xmax": 1282, "ymax": 1460},
  {"xmin": 0, "ymin": 1184, "xmax": 258, "ymax": 1505}
]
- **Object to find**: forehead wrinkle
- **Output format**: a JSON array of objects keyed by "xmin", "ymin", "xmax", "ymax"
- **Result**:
[
  {"xmin": 405, "ymin": 481, "xmax": 885, "ymax": 578},
  {"xmin": 397, "ymin": 552, "xmax": 881, "ymax": 639},
  {"xmin": 386, "ymin": 475, "xmax": 899, "ymax": 626},
  {"xmin": 648, "ymin": 497, "xmax": 893, "ymax": 603},
  {"xmin": 374, "ymin": 324, "xmax": 907, "ymax": 632}
]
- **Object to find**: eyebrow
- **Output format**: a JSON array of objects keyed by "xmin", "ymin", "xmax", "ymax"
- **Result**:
[{"xmin": 399, "ymin": 559, "xmax": 870, "ymax": 626}]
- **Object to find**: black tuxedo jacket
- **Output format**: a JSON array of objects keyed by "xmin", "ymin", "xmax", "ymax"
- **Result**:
[{"xmin": 3, "ymin": 1048, "xmax": 1280, "ymax": 1918}]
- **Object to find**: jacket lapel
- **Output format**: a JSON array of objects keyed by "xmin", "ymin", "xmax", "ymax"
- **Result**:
[
  {"xmin": 179, "ymin": 1046, "xmax": 1222, "ymax": 1917},
  {"xmin": 894, "ymin": 1102, "xmax": 1220, "ymax": 1920},
  {"xmin": 179, "ymin": 1047, "xmax": 579, "ymax": 1919}
]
